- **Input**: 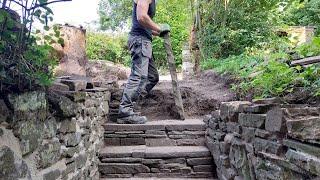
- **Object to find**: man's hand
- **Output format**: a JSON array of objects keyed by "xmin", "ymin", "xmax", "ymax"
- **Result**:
[{"xmin": 159, "ymin": 24, "xmax": 171, "ymax": 37}]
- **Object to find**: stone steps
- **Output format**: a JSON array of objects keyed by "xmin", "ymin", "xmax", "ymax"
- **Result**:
[
  {"xmin": 99, "ymin": 145, "xmax": 216, "ymax": 179},
  {"xmin": 103, "ymin": 119, "xmax": 206, "ymax": 146}
]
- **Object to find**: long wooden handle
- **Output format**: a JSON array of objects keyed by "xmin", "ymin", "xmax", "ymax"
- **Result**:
[{"xmin": 163, "ymin": 33, "xmax": 185, "ymax": 120}]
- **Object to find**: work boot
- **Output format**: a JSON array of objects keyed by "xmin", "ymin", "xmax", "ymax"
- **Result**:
[{"xmin": 117, "ymin": 114, "xmax": 148, "ymax": 124}]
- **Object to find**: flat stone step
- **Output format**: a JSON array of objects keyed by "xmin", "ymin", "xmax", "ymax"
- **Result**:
[
  {"xmin": 100, "ymin": 145, "xmax": 211, "ymax": 159},
  {"xmin": 102, "ymin": 178, "xmax": 217, "ymax": 180},
  {"xmin": 99, "ymin": 146, "xmax": 216, "ymax": 179},
  {"xmin": 104, "ymin": 119, "xmax": 207, "ymax": 147},
  {"xmin": 103, "ymin": 119, "xmax": 206, "ymax": 131}
]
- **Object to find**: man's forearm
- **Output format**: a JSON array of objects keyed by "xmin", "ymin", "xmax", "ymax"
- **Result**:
[{"xmin": 138, "ymin": 15, "xmax": 160, "ymax": 33}]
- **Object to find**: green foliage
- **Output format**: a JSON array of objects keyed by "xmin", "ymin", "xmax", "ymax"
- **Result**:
[
  {"xmin": 86, "ymin": 33, "xmax": 131, "ymax": 66},
  {"xmin": 296, "ymin": 37, "xmax": 320, "ymax": 57},
  {"xmin": 152, "ymin": 0, "xmax": 191, "ymax": 67},
  {"xmin": 197, "ymin": 0, "xmax": 279, "ymax": 59},
  {"xmin": 98, "ymin": 0, "xmax": 131, "ymax": 30},
  {"xmin": 97, "ymin": 0, "xmax": 191, "ymax": 68},
  {"xmin": 283, "ymin": 0, "xmax": 320, "ymax": 35},
  {"xmin": 0, "ymin": 1, "xmax": 64, "ymax": 93}
]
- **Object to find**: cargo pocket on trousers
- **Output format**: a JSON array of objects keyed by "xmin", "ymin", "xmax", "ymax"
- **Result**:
[{"xmin": 141, "ymin": 40, "xmax": 152, "ymax": 59}]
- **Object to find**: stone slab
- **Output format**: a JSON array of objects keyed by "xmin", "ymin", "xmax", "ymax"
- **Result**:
[
  {"xmin": 103, "ymin": 119, "xmax": 205, "ymax": 132},
  {"xmin": 187, "ymin": 157, "xmax": 214, "ymax": 166},
  {"xmin": 239, "ymin": 113, "xmax": 266, "ymax": 128},
  {"xmin": 145, "ymin": 146, "xmax": 211, "ymax": 158},
  {"xmin": 99, "ymin": 163, "xmax": 150, "ymax": 174},
  {"xmin": 284, "ymin": 139, "xmax": 320, "ymax": 158}
]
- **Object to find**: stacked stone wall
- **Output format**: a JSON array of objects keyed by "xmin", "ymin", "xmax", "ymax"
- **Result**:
[
  {"xmin": 205, "ymin": 100, "xmax": 320, "ymax": 180},
  {"xmin": 0, "ymin": 88, "xmax": 110, "ymax": 180}
]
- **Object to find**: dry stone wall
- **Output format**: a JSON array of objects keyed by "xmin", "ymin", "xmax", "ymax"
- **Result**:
[
  {"xmin": 0, "ymin": 87, "xmax": 110, "ymax": 180},
  {"xmin": 205, "ymin": 100, "xmax": 320, "ymax": 180}
]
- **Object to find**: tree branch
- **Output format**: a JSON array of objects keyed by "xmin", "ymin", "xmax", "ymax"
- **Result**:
[{"xmin": 28, "ymin": 0, "xmax": 72, "ymax": 10}]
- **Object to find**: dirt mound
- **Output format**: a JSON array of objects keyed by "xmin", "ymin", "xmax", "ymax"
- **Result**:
[
  {"xmin": 108, "ymin": 70, "xmax": 236, "ymax": 121},
  {"xmin": 86, "ymin": 60, "xmax": 130, "ymax": 82}
]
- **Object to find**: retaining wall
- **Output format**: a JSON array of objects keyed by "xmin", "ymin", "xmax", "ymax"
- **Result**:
[
  {"xmin": 0, "ymin": 88, "xmax": 110, "ymax": 180},
  {"xmin": 205, "ymin": 100, "xmax": 320, "ymax": 180}
]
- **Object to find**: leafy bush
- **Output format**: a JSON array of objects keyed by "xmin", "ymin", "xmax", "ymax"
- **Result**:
[
  {"xmin": 0, "ymin": 1, "xmax": 63, "ymax": 93},
  {"xmin": 197, "ymin": 0, "xmax": 278, "ymax": 59},
  {"xmin": 284, "ymin": 0, "xmax": 320, "ymax": 35},
  {"xmin": 86, "ymin": 33, "xmax": 131, "ymax": 66},
  {"xmin": 201, "ymin": 42, "xmax": 320, "ymax": 99},
  {"xmin": 296, "ymin": 37, "xmax": 320, "ymax": 57}
]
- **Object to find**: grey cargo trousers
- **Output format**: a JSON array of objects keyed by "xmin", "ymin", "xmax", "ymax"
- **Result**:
[{"xmin": 118, "ymin": 35, "xmax": 159, "ymax": 118}]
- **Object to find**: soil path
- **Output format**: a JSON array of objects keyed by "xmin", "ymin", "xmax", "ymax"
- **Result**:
[{"xmin": 137, "ymin": 70, "xmax": 236, "ymax": 120}]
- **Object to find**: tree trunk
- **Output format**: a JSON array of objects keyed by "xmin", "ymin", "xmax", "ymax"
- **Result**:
[{"xmin": 53, "ymin": 25, "xmax": 88, "ymax": 77}]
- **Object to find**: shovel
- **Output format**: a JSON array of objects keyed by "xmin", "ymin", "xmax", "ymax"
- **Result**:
[{"xmin": 163, "ymin": 33, "xmax": 185, "ymax": 120}]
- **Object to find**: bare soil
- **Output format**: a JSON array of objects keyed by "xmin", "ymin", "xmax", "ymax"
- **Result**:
[{"xmin": 138, "ymin": 70, "xmax": 236, "ymax": 120}]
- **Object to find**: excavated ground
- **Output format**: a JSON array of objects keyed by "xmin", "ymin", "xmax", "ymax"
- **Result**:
[{"xmin": 111, "ymin": 70, "xmax": 236, "ymax": 121}]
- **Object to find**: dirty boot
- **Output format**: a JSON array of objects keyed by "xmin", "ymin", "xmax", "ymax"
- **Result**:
[{"xmin": 117, "ymin": 114, "xmax": 148, "ymax": 124}]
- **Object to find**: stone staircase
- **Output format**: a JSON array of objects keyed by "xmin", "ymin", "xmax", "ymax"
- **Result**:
[{"xmin": 98, "ymin": 119, "xmax": 217, "ymax": 179}]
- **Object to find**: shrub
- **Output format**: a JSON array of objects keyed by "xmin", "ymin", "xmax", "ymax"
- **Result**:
[
  {"xmin": 0, "ymin": 1, "xmax": 62, "ymax": 93},
  {"xmin": 86, "ymin": 33, "xmax": 131, "ymax": 66}
]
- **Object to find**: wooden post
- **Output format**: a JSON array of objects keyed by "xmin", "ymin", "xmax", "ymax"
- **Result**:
[{"xmin": 163, "ymin": 33, "xmax": 185, "ymax": 120}]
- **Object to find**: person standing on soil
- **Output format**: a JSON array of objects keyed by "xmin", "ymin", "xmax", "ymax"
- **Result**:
[{"xmin": 117, "ymin": 0, "xmax": 171, "ymax": 124}]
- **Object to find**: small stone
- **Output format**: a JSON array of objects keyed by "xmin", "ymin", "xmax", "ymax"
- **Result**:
[
  {"xmin": 0, "ymin": 99, "xmax": 10, "ymax": 123},
  {"xmin": 59, "ymin": 118, "xmax": 77, "ymax": 134},
  {"xmin": 266, "ymin": 107, "xmax": 286, "ymax": 132},
  {"xmin": 43, "ymin": 117, "xmax": 57, "ymax": 139},
  {"xmin": 253, "ymin": 97, "xmax": 282, "ymax": 104},
  {"xmin": 104, "ymin": 138, "xmax": 121, "ymax": 146},
  {"xmin": 242, "ymin": 104, "xmax": 274, "ymax": 113},
  {"xmin": 75, "ymin": 153, "xmax": 87, "ymax": 169},
  {"xmin": 37, "ymin": 139, "xmax": 61, "ymax": 168},
  {"xmin": 62, "ymin": 146, "xmax": 79, "ymax": 158},
  {"xmin": 176, "ymin": 138, "xmax": 205, "ymax": 146},
  {"xmin": 120, "ymin": 138, "xmax": 145, "ymax": 146},
  {"xmin": 64, "ymin": 132, "xmax": 81, "ymax": 147},
  {"xmin": 0, "ymin": 146, "xmax": 31, "ymax": 179},
  {"xmin": 226, "ymin": 122, "xmax": 241, "ymax": 134},
  {"xmin": 286, "ymin": 116, "xmax": 320, "ymax": 142},
  {"xmin": 187, "ymin": 157, "xmax": 213, "ymax": 166},
  {"xmin": 146, "ymin": 138, "xmax": 176, "ymax": 146},
  {"xmin": 9, "ymin": 91, "xmax": 47, "ymax": 122},
  {"xmin": 255, "ymin": 129, "xmax": 271, "ymax": 139},
  {"xmin": 239, "ymin": 113, "xmax": 266, "ymax": 128},
  {"xmin": 14, "ymin": 119, "xmax": 44, "ymax": 155},
  {"xmin": 220, "ymin": 101, "xmax": 251, "ymax": 122},
  {"xmin": 99, "ymin": 163, "xmax": 150, "ymax": 174},
  {"xmin": 242, "ymin": 127, "xmax": 255, "ymax": 143},
  {"xmin": 286, "ymin": 150, "xmax": 320, "ymax": 176},
  {"xmin": 48, "ymin": 82, "xmax": 70, "ymax": 92},
  {"xmin": 47, "ymin": 92, "xmax": 77, "ymax": 118},
  {"xmin": 60, "ymin": 79, "xmax": 87, "ymax": 91},
  {"xmin": 43, "ymin": 169, "xmax": 60, "ymax": 180},
  {"xmin": 253, "ymin": 138, "xmax": 284, "ymax": 155},
  {"xmin": 284, "ymin": 139, "xmax": 320, "ymax": 158}
]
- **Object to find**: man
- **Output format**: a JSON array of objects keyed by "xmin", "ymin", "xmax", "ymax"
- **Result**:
[{"xmin": 117, "ymin": 0, "xmax": 170, "ymax": 124}]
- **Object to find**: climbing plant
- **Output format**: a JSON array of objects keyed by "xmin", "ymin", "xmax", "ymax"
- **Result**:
[{"xmin": 0, "ymin": 0, "xmax": 69, "ymax": 93}]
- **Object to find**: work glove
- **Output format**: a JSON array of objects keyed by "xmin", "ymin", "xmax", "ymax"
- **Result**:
[{"xmin": 159, "ymin": 23, "xmax": 171, "ymax": 37}]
